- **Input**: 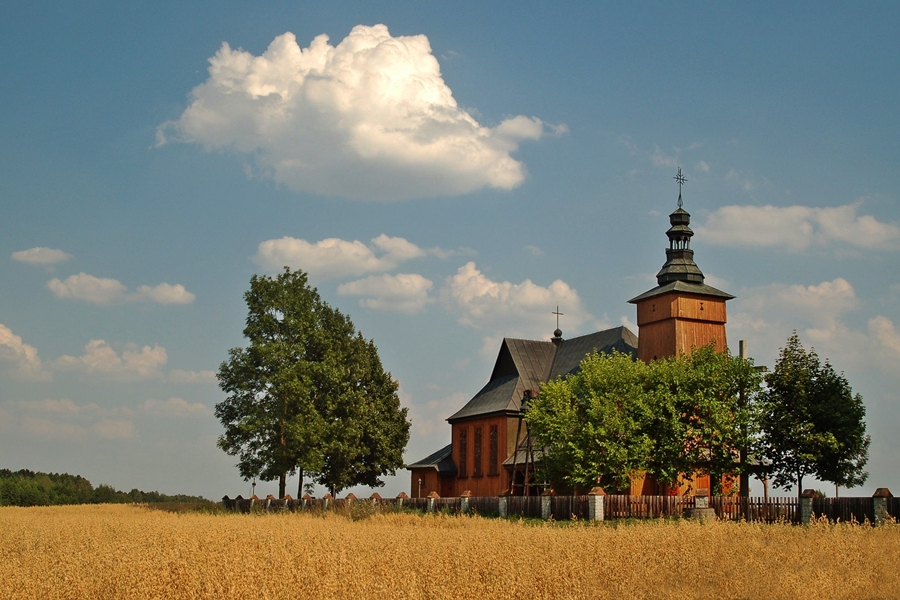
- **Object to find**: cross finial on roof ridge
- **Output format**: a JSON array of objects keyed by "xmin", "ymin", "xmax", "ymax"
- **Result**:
[
  {"xmin": 552, "ymin": 305, "xmax": 564, "ymax": 329},
  {"xmin": 551, "ymin": 305, "xmax": 564, "ymax": 342}
]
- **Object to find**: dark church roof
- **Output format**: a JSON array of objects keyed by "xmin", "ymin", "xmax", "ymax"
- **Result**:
[
  {"xmin": 628, "ymin": 280, "xmax": 734, "ymax": 303},
  {"xmin": 405, "ymin": 443, "xmax": 456, "ymax": 472},
  {"xmin": 447, "ymin": 326, "xmax": 638, "ymax": 423}
]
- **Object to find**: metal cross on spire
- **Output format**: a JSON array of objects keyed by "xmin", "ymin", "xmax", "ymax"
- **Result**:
[
  {"xmin": 552, "ymin": 305, "xmax": 564, "ymax": 329},
  {"xmin": 674, "ymin": 167, "xmax": 687, "ymax": 208}
]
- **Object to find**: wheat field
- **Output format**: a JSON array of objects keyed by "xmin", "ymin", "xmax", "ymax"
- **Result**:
[{"xmin": 1, "ymin": 504, "xmax": 897, "ymax": 599}]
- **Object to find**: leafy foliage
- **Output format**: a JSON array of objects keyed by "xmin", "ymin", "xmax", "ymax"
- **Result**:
[
  {"xmin": 0, "ymin": 468, "xmax": 208, "ymax": 506},
  {"xmin": 215, "ymin": 268, "xmax": 410, "ymax": 497},
  {"xmin": 644, "ymin": 344, "xmax": 762, "ymax": 492},
  {"xmin": 526, "ymin": 344, "xmax": 761, "ymax": 494},
  {"xmin": 526, "ymin": 350, "xmax": 652, "ymax": 493},
  {"xmin": 757, "ymin": 332, "xmax": 869, "ymax": 496}
]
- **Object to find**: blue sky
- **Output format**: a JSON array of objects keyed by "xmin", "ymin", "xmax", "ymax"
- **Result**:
[{"xmin": 2, "ymin": 2, "xmax": 898, "ymax": 499}]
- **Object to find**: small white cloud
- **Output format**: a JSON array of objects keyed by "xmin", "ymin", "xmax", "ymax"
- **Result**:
[
  {"xmin": 370, "ymin": 234, "xmax": 427, "ymax": 262},
  {"xmin": 702, "ymin": 273, "xmax": 731, "ymax": 291},
  {"xmin": 21, "ymin": 415, "xmax": 88, "ymax": 441},
  {"xmin": 405, "ymin": 390, "xmax": 467, "ymax": 438},
  {"xmin": 54, "ymin": 340, "xmax": 167, "ymax": 382},
  {"xmin": 695, "ymin": 160, "xmax": 710, "ymax": 173},
  {"xmin": 440, "ymin": 262, "xmax": 595, "ymax": 338},
  {"xmin": 48, "ymin": 273, "xmax": 127, "ymax": 304},
  {"xmin": 479, "ymin": 334, "xmax": 504, "ymax": 358},
  {"xmin": 167, "ymin": 369, "xmax": 217, "ymax": 384},
  {"xmin": 724, "ymin": 169, "xmax": 757, "ymax": 192},
  {"xmin": 254, "ymin": 234, "xmax": 447, "ymax": 278},
  {"xmin": 135, "ymin": 283, "xmax": 196, "ymax": 304},
  {"xmin": 16, "ymin": 398, "xmax": 97, "ymax": 415},
  {"xmin": 650, "ymin": 145, "xmax": 679, "ymax": 168},
  {"xmin": 524, "ymin": 245, "xmax": 545, "ymax": 256},
  {"xmin": 92, "ymin": 419, "xmax": 137, "ymax": 440},
  {"xmin": 12, "ymin": 247, "xmax": 72, "ymax": 265},
  {"xmin": 337, "ymin": 273, "xmax": 434, "ymax": 313},
  {"xmin": 142, "ymin": 397, "xmax": 211, "ymax": 417},
  {"xmin": 869, "ymin": 316, "xmax": 900, "ymax": 358},
  {"xmin": 48, "ymin": 273, "xmax": 195, "ymax": 305},
  {"xmin": 696, "ymin": 202, "xmax": 900, "ymax": 252},
  {"xmin": 160, "ymin": 25, "xmax": 559, "ymax": 201},
  {"xmin": 0, "ymin": 323, "xmax": 51, "ymax": 381},
  {"xmin": 5, "ymin": 398, "xmax": 139, "ymax": 443}
]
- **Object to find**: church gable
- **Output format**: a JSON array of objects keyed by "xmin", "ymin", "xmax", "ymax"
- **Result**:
[{"xmin": 447, "ymin": 328, "xmax": 637, "ymax": 424}]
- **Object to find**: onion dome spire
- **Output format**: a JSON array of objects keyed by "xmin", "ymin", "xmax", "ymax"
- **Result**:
[{"xmin": 655, "ymin": 168, "xmax": 705, "ymax": 285}]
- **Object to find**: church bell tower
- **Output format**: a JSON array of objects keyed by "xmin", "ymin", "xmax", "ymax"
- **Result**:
[{"xmin": 628, "ymin": 169, "xmax": 734, "ymax": 363}]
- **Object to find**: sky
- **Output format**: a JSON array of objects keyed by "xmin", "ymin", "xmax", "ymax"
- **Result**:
[{"xmin": 1, "ymin": 2, "xmax": 898, "ymax": 500}]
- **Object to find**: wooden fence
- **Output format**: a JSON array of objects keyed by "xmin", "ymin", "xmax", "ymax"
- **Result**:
[
  {"xmin": 467, "ymin": 496, "xmax": 500, "ymax": 516},
  {"xmin": 506, "ymin": 495, "xmax": 542, "ymax": 519},
  {"xmin": 222, "ymin": 493, "xmax": 896, "ymax": 525},
  {"xmin": 551, "ymin": 495, "xmax": 591, "ymax": 521},
  {"xmin": 812, "ymin": 497, "xmax": 875, "ymax": 524},
  {"xmin": 711, "ymin": 496, "xmax": 798, "ymax": 523},
  {"xmin": 604, "ymin": 494, "xmax": 689, "ymax": 519}
]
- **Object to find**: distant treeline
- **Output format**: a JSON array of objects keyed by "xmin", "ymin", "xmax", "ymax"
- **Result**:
[{"xmin": 0, "ymin": 468, "xmax": 209, "ymax": 507}]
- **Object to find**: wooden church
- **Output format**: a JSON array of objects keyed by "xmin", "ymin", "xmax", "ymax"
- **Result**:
[{"xmin": 407, "ymin": 174, "xmax": 734, "ymax": 498}]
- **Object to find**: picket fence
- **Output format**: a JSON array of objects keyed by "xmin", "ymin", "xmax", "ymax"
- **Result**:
[{"xmin": 222, "ymin": 492, "xmax": 897, "ymax": 524}]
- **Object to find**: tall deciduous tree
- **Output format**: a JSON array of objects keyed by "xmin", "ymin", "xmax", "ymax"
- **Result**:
[
  {"xmin": 215, "ymin": 268, "xmax": 410, "ymax": 498},
  {"xmin": 526, "ymin": 350, "xmax": 653, "ymax": 493},
  {"xmin": 645, "ymin": 344, "xmax": 762, "ymax": 494},
  {"xmin": 757, "ymin": 332, "xmax": 869, "ymax": 498}
]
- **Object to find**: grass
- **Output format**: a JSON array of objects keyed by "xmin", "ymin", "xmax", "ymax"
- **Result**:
[{"xmin": 1, "ymin": 504, "xmax": 898, "ymax": 599}]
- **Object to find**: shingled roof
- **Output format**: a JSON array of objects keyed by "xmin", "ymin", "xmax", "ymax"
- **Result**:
[
  {"xmin": 628, "ymin": 280, "xmax": 734, "ymax": 304},
  {"xmin": 405, "ymin": 443, "xmax": 457, "ymax": 473},
  {"xmin": 447, "ymin": 326, "xmax": 638, "ymax": 423}
]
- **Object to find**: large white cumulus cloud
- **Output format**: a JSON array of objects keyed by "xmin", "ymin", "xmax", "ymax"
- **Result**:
[{"xmin": 160, "ymin": 24, "xmax": 557, "ymax": 200}]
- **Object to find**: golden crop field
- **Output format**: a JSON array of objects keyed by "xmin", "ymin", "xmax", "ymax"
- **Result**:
[{"xmin": 1, "ymin": 504, "xmax": 898, "ymax": 600}]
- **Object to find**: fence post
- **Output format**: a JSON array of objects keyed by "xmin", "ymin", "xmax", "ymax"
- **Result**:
[
  {"xmin": 588, "ymin": 487, "xmax": 606, "ymax": 521},
  {"xmin": 873, "ymin": 488, "xmax": 893, "ymax": 525},
  {"xmin": 541, "ymin": 490, "xmax": 553, "ymax": 520},
  {"xmin": 799, "ymin": 489, "xmax": 816, "ymax": 524},
  {"xmin": 499, "ymin": 494, "xmax": 508, "ymax": 518},
  {"xmin": 427, "ymin": 491, "xmax": 440, "ymax": 513},
  {"xmin": 396, "ymin": 491, "xmax": 408, "ymax": 509},
  {"xmin": 460, "ymin": 490, "xmax": 472, "ymax": 514}
]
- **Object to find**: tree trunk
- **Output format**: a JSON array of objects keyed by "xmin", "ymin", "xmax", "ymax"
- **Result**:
[
  {"xmin": 279, "ymin": 473, "xmax": 286, "ymax": 499},
  {"xmin": 297, "ymin": 470, "xmax": 304, "ymax": 498}
]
